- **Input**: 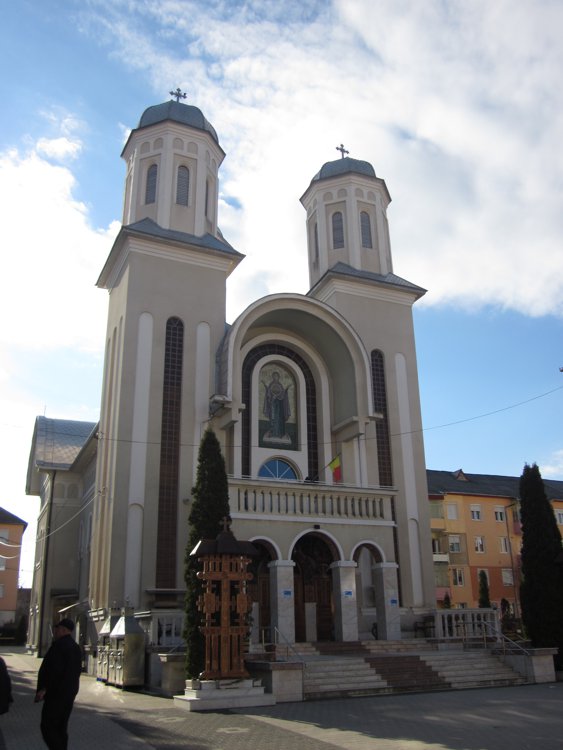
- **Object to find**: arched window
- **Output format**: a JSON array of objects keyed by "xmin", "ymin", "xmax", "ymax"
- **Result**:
[
  {"xmin": 145, "ymin": 164, "xmax": 157, "ymax": 204},
  {"xmin": 332, "ymin": 211, "xmax": 344, "ymax": 249},
  {"xmin": 259, "ymin": 459, "xmax": 298, "ymax": 480},
  {"xmin": 360, "ymin": 211, "xmax": 373, "ymax": 248},
  {"xmin": 176, "ymin": 166, "xmax": 189, "ymax": 206}
]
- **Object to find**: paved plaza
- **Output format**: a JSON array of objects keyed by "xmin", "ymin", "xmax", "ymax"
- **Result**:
[{"xmin": 1, "ymin": 647, "xmax": 562, "ymax": 750}]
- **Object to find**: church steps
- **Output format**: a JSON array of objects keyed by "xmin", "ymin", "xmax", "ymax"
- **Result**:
[{"xmin": 295, "ymin": 641, "xmax": 527, "ymax": 700}]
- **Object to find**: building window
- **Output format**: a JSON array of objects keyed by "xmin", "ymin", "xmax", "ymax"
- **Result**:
[
  {"xmin": 446, "ymin": 503, "xmax": 458, "ymax": 520},
  {"xmin": 313, "ymin": 222, "xmax": 319, "ymax": 264},
  {"xmin": 371, "ymin": 350, "xmax": 392, "ymax": 486},
  {"xmin": 494, "ymin": 506, "xmax": 505, "ymax": 522},
  {"xmin": 452, "ymin": 568, "xmax": 465, "ymax": 586},
  {"xmin": 176, "ymin": 166, "xmax": 189, "ymax": 205},
  {"xmin": 360, "ymin": 211, "xmax": 373, "ymax": 248},
  {"xmin": 448, "ymin": 535, "xmax": 461, "ymax": 553},
  {"xmin": 156, "ymin": 316, "xmax": 184, "ymax": 589},
  {"xmin": 499, "ymin": 536, "xmax": 509, "ymax": 554},
  {"xmin": 205, "ymin": 179, "xmax": 209, "ymax": 217},
  {"xmin": 332, "ymin": 211, "xmax": 344, "ymax": 249},
  {"xmin": 145, "ymin": 164, "xmax": 157, "ymax": 204},
  {"xmin": 556, "ymin": 510, "xmax": 563, "ymax": 525},
  {"xmin": 474, "ymin": 536, "xmax": 485, "ymax": 553},
  {"xmin": 0, "ymin": 558, "xmax": 5, "ymax": 571},
  {"xmin": 0, "ymin": 584, "xmax": 4, "ymax": 598},
  {"xmin": 470, "ymin": 504, "xmax": 481, "ymax": 520},
  {"xmin": 258, "ymin": 459, "xmax": 297, "ymax": 480},
  {"xmin": 502, "ymin": 569, "xmax": 514, "ymax": 586}
]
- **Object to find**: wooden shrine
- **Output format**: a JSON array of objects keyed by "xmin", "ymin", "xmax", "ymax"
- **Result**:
[{"xmin": 191, "ymin": 518, "xmax": 257, "ymax": 680}]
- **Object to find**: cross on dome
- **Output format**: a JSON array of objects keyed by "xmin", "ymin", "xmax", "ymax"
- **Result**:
[
  {"xmin": 169, "ymin": 88, "xmax": 187, "ymax": 102},
  {"xmin": 336, "ymin": 143, "xmax": 349, "ymax": 158}
]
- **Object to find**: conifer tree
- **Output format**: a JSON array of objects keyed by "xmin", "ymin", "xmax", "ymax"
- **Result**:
[
  {"xmin": 519, "ymin": 463, "xmax": 563, "ymax": 662},
  {"xmin": 183, "ymin": 429, "xmax": 231, "ymax": 678},
  {"xmin": 478, "ymin": 570, "xmax": 491, "ymax": 608}
]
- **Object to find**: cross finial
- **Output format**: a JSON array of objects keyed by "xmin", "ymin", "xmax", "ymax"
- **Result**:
[
  {"xmin": 221, "ymin": 516, "xmax": 232, "ymax": 533},
  {"xmin": 336, "ymin": 143, "xmax": 349, "ymax": 159},
  {"xmin": 169, "ymin": 87, "xmax": 187, "ymax": 103}
]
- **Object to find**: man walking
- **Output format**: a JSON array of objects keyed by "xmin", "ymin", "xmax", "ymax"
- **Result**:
[{"xmin": 35, "ymin": 618, "xmax": 82, "ymax": 750}]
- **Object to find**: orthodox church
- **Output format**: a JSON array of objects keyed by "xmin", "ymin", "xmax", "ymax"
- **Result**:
[{"xmin": 26, "ymin": 94, "xmax": 435, "ymax": 669}]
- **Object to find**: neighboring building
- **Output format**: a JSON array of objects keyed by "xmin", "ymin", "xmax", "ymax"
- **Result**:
[
  {"xmin": 27, "ymin": 94, "xmax": 438, "ymax": 666},
  {"xmin": 427, "ymin": 469, "xmax": 563, "ymax": 614},
  {"xmin": 0, "ymin": 508, "xmax": 27, "ymax": 626}
]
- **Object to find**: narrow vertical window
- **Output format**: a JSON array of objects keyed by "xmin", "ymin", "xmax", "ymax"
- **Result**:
[
  {"xmin": 205, "ymin": 179, "xmax": 209, "ymax": 217},
  {"xmin": 371, "ymin": 350, "xmax": 392, "ymax": 486},
  {"xmin": 176, "ymin": 166, "xmax": 189, "ymax": 206},
  {"xmin": 145, "ymin": 164, "xmax": 157, "ymax": 204},
  {"xmin": 313, "ymin": 222, "xmax": 319, "ymax": 264},
  {"xmin": 360, "ymin": 211, "xmax": 373, "ymax": 248},
  {"xmin": 156, "ymin": 317, "xmax": 184, "ymax": 589},
  {"xmin": 332, "ymin": 211, "xmax": 344, "ymax": 249}
]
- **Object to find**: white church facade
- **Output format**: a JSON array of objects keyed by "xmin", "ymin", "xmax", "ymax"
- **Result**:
[{"xmin": 26, "ymin": 96, "xmax": 435, "ymax": 669}]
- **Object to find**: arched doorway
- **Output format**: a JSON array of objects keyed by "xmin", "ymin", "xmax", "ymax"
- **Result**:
[
  {"xmin": 353, "ymin": 543, "xmax": 384, "ymax": 639},
  {"xmin": 292, "ymin": 534, "xmax": 338, "ymax": 642},
  {"xmin": 247, "ymin": 541, "xmax": 275, "ymax": 641}
]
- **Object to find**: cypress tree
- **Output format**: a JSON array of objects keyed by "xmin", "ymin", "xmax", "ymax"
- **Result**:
[
  {"xmin": 478, "ymin": 570, "xmax": 491, "ymax": 608},
  {"xmin": 183, "ymin": 429, "xmax": 231, "ymax": 678},
  {"xmin": 519, "ymin": 463, "xmax": 563, "ymax": 661}
]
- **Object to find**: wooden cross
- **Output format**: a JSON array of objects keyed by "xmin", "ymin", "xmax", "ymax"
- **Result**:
[
  {"xmin": 221, "ymin": 516, "xmax": 232, "ymax": 533},
  {"xmin": 169, "ymin": 88, "xmax": 187, "ymax": 102},
  {"xmin": 336, "ymin": 143, "xmax": 349, "ymax": 158}
]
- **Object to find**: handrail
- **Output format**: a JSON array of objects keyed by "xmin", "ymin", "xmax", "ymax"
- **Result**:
[
  {"xmin": 273, "ymin": 627, "xmax": 305, "ymax": 663},
  {"xmin": 479, "ymin": 620, "xmax": 530, "ymax": 656}
]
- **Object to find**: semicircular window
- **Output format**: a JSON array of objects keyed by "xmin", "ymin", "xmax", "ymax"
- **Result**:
[{"xmin": 258, "ymin": 459, "xmax": 298, "ymax": 480}]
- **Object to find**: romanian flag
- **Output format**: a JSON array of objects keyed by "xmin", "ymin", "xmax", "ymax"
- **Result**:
[{"xmin": 329, "ymin": 455, "xmax": 342, "ymax": 483}]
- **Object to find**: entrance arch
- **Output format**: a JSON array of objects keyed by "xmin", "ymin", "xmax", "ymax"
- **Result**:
[
  {"xmin": 247, "ymin": 540, "xmax": 276, "ymax": 641},
  {"xmin": 291, "ymin": 533, "xmax": 338, "ymax": 642}
]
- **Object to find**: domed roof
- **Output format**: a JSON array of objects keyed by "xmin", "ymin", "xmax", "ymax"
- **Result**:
[
  {"xmin": 137, "ymin": 100, "xmax": 219, "ymax": 143},
  {"xmin": 312, "ymin": 156, "xmax": 376, "ymax": 182}
]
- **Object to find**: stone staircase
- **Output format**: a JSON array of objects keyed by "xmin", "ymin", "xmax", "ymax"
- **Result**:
[{"xmin": 289, "ymin": 641, "xmax": 527, "ymax": 700}]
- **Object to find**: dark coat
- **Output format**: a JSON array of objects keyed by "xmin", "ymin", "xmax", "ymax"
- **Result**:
[
  {"xmin": 37, "ymin": 634, "xmax": 82, "ymax": 702},
  {"xmin": 0, "ymin": 657, "xmax": 12, "ymax": 714}
]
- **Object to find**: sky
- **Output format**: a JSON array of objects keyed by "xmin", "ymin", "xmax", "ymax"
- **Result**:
[{"xmin": 1, "ymin": 0, "xmax": 562, "ymax": 587}]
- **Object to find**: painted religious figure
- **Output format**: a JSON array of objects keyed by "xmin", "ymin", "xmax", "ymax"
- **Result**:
[{"xmin": 259, "ymin": 364, "xmax": 296, "ymax": 448}]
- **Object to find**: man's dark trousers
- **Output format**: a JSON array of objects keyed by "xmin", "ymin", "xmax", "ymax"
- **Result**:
[{"xmin": 40, "ymin": 696, "xmax": 75, "ymax": 750}]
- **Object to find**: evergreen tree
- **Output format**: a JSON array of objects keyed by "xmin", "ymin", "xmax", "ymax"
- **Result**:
[
  {"xmin": 183, "ymin": 429, "xmax": 231, "ymax": 678},
  {"xmin": 519, "ymin": 463, "xmax": 563, "ymax": 660},
  {"xmin": 478, "ymin": 570, "xmax": 491, "ymax": 608}
]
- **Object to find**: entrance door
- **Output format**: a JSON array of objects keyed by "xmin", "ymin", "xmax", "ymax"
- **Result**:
[{"xmin": 292, "ymin": 534, "xmax": 335, "ymax": 642}]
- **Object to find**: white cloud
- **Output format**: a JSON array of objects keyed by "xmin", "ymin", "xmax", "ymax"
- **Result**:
[
  {"xmin": 541, "ymin": 450, "xmax": 563, "ymax": 481},
  {"xmin": 36, "ymin": 137, "xmax": 82, "ymax": 161}
]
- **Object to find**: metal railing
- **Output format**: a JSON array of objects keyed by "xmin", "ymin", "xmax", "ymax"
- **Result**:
[
  {"xmin": 272, "ymin": 627, "xmax": 305, "ymax": 663},
  {"xmin": 479, "ymin": 619, "xmax": 530, "ymax": 656}
]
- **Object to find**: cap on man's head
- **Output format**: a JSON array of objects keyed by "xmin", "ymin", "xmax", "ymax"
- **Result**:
[{"xmin": 55, "ymin": 618, "xmax": 75, "ymax": 632}]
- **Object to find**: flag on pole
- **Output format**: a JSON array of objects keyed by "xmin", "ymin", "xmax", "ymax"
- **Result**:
[{"xmin": 329, "ymin": 455, "xmax": 342, "ymax": 483}]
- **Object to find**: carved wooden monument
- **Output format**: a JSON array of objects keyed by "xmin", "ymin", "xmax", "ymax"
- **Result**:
[{"xmin": 191, "ymin": 518, "xmax": 257, "ymax": 679}]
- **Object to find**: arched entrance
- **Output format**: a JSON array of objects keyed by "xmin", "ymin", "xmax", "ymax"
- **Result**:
[
  {"xmin": 292, "ymin": 534, "xmax": 338, "ymax": 642},
  {"xmin": 248, "ymin": 540, "xmax": 275, "ymax": 641},
  {"xmin": 353, "ymin": 543, "xmax": 385, "ymax": 639}
]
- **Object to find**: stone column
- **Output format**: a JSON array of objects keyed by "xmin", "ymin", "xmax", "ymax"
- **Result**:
[
  {"xmin": 330, "ymin": 561, "xmax": 358, "ymax": 641},
  {"xmin": 373, "ymin": 562, "xmax": 401, "ymax": 640},
  {"xmin": 268, "ymin": 560, "xmax": 296, "ymax": 645}
]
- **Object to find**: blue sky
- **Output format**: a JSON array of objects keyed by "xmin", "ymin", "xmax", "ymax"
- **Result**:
[{"xmin": 1, "ymin": 0, "xmax": 562, "ymax": 586}]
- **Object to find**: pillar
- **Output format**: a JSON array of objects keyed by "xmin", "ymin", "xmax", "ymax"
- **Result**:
[
  {"xmin": 268, "ymin": 560, "xmax": 296, "ymax": 644},
  {"xmin": 330, "ymin": 561, "xmax": 358, "ymax": 641},
  {"xmin": 373, "ymin": 562, "xmax": 401, "ymax": 640}
]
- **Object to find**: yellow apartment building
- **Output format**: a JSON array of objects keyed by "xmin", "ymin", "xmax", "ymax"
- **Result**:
[
  {"xmin": 427, "ymin": 469, "xmax": 563, "ymax": 615},
  {"xmin": 0, "ymin": 507, "xmax": 27, "ymax": 626}
]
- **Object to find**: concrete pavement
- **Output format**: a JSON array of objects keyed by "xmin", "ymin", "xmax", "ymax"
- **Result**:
[{"xmin": 1, "ymin": 647, "xmax": 562, "ymax": 749}]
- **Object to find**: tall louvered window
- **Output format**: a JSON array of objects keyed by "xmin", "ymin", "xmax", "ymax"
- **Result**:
[
  {"xmin": 371, "ymin": 349, "xmax": 393, "ymax": 486},
  {"xmin": 313, "ymin": 222, "xmax": 319, "ymax": 264},
  {"xmin": 145, "ymin": 164, "xmax": 157, "ymax": 204},
  {"xmin": 360, "ymin": 211, "xmax": 373, "ymax": 248},
  {"xmin": 156, "ymin": 317, "xmax": 184, "ymax": 589},
  {"xmin": 176, "ymin": 166, "xmax": 189, "ymax": 206},
  {"xmin": 332, "ymin": 211, "xmax": 344, "ymax": 249}
]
